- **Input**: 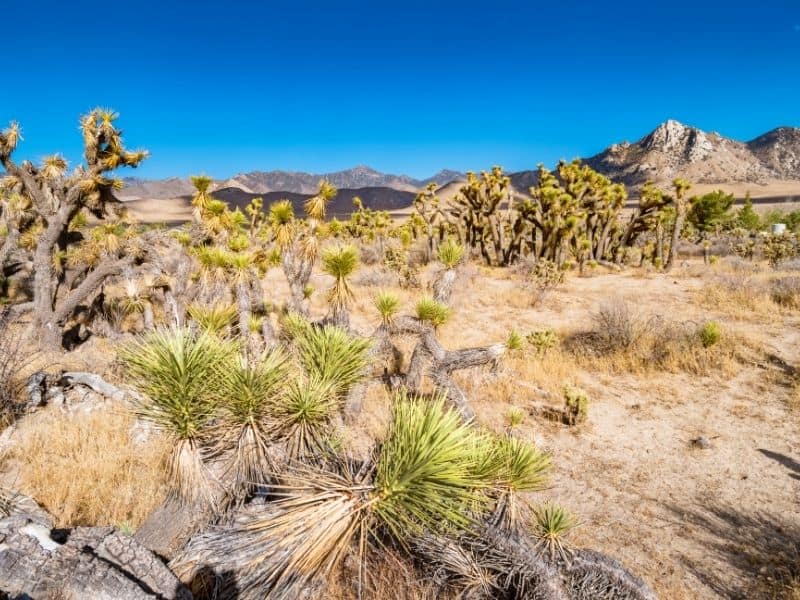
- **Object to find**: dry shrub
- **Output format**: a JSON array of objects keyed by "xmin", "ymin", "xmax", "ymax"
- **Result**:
[
  {"xmin": 568, "ymin": 299, "xmax": 755, "ymax": 376},
  {"xmin": 353, "ymin": 267, "xmax": 397, "ymax": 288},
  {"xmin": 698, "ymin": 271, "xmax": 774, "ymax": 319},
  {"xmin": 770, "ymin": 276, "xmax": 800, "ymax": 308},
  {"xmin": 358, "ymin": 242, "xmax": 384, "ymax": 265},
  {"xmin": 10, "ymin": 408, "xmax": 168, "ymax": 528},
  {"xmin": 0, "ymin": 310, "xmax": 40, "ymax": 428}
]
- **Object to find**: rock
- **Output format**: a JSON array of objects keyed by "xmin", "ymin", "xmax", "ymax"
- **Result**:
[{"xmin": 691, "ymin": 436, "xmax": 711, "ymax": 449}]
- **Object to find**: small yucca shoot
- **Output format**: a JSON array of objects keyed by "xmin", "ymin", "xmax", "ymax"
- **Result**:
[
  {"xmin": 187, "ymin": 303, "xmax": 237, "ymax": 335},
  {"xmin": 321, "ymin": 245, "xmax": 359, "ymax": 313},
  {"xmin": 374, "ymin": 291, "xmax": 400, "ymax": 325},
  {"xmin": 486, "ymin": 435, "xmax": 551, "ymax": 529},
  {"xmin": 302, "ymin": 284, "xmax": 315, "ymax": 300},
  {"xmin": 119, "ymin": 327, "xmax": 236, "ymax": 504},
  {"xmin": 532, "ymin": 502, "xmax": 578, "ymax": 560},
  {"xmin": 505, "ymin": 406, "xmax": 525, "ymax": 427},
  {"xmin": 294, "ymin": 325, "xmax": 371, "ymax": 397},
  {"xmin": 416, "ymin": 296, "xmax": 451, "ymax": 328},
  {"xmin": 438, "ymin": 239, "xmax": 465, "ymax": 269},
  {"xmin": 506, "ymin": 329, "xmax": 523, "ymax": 352},
  {"xmin": 248, "ymin": 314, "xmax": 264, "ymax": 333},
  {"xmin": 698, "ymin": 320, "xmax": 721, "ymax": 348}
]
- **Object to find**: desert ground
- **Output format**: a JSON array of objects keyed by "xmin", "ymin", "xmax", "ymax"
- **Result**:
[{"xmin": 1, "ymin": 250, "xmax": 798, "ymax": 599}]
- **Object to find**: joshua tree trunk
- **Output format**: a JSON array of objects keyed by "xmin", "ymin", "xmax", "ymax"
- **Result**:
[
  {"xmin": 432, "ymin": 268, "xmax": 457, "ymax": 304},
  {"xmin": 655, "ymin": 221, "xmax": 664, "ymax": 266},
  {"xmin": 281, "ymin": 246, "xmax": 313, "ymax": 315}
]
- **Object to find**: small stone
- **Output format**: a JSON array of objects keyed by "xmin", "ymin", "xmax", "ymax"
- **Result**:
[{"xmin": 691, "ymin": 436, "xmax": 711, "ymax": 449}]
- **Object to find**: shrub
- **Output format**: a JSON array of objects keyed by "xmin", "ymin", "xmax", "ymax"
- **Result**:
[
  {"xmin": 0, "ymin": 309, "xmax": 38, "ymax": 428},
  {"xmin": 532, "ymin": 502, "xmax": 578, "ymax": 559},
  {"xmin": 770, "ymin": 276, "xmax": 800, "ymax": 308},
  {"xmin": 526, "ymin": 328, "xmax": 559, "ymax": 356},
  {"xmin": 590, "ymin": 298, "xmax": 647, "ymax": 352},
  {"xmin": 530, "ymin": 259, "xmax": 564, "ymax": 306},
  {"xmin": 563, "ymin": 385, "xmax": 589, "ymax": 425},
  {"xmin": 698, "ymin": 321, "xmax": 722, "ymax": 348},
  {"xmin": 437, "ymin": 239, "xmax": 465, "ymax": 269}
]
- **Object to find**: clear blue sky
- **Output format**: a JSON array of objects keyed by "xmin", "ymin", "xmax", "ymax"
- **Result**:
[{"xmin": 3, "ymin": 0, "xmax": 799, "ymax": 179}]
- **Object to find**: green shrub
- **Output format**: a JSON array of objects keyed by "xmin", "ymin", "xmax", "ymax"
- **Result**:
[
  {"xmin": 698, "ymin": 321, "xmax": 721, "ymax": 348},
  {"xmin": 563, "ymin": 385, "xmax": 589, "ymax": 425},
  {"xmin": 526, "ymin": 328, "xmax": 559, "ymax": 355}
]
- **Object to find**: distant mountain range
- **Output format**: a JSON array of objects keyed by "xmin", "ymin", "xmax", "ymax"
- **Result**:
[
  {"xmin": 122, "ymin": 121, "xmax": 800, "ymax": 224},
  {"xmin": 121, "ymin": 166, "xmax": 465, "ymax": 200}
]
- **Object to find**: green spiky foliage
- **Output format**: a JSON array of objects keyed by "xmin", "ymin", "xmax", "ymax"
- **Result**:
[
  {"xmin": 293, "ymin": 324, "xmax": 370, "ymax": 397},
  {"xmin": 345, "ymin": 196, "xmax": 393, "ymax": 242},
  {"xmin": 187, "ymin": 303, "xmax": 237, "ymax": 335},
  {"xmin": 321, "ymin": 244, "xmax": 359, "ymax": 315},
  {"xmin": 531, "ymin": 502, "xmax": 578, "ymax": 560},
  {"xmin": 413, "ymin": 182, "xmax": 448, "ymax": 259},
  {"xmin": 374, "ymin": 291, "xmax": 400, "ymax": 325},
  {"xmin": 506, "ymin": 330, "xmax": 523, "ymax": 352},
  {"xmin": 438, "ymin": 238, "xmax": 465, "ymax": 269},
  {"xmin": 563, "ymin": 385, "xmax": 589, "ymax": 426},
  {"xmin": 698, "ymin": 321, "xmax": 721, "ymax": 348},
  {"xmin": 272, "ymin": 378, "xmax": 338, "ymax": 459},
  {"xmin": 268, "ymin": 199, "xmax": 295, "ymax": 249},
  {"xmin": 208, "ymin": 392, "xmax": 490, "ymax": 598},
  {"xmin": 505, "ymin": 406, "xmax": 525, "ymax": 427},
  {"xmin": 373, "ymin": 394, "xmax": 489, "ymax": 540},
  {"xmin": 485, "ymin": 435, "xmax": 551, "ymax": 529},
  {"xmin": 119, "ymin": 327, "xmax": 236, "ymax": 503},
  {"xmin": 416, "ymin": 296, "xmax": 451, "ymax": 328},
  {"xmin": 526, "ymin": 328, "xmax": 559, "ymax": 356},
  {"xmin": 216, "ymin": 350, "xmax": 289, "ymax": 493},
  {"xmin": 280, "ymin": 311, "xmax": 312, "ymax": 342}
]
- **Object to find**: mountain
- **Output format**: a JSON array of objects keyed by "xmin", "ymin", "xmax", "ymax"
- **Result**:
[
  {"xmin": 121, "ymin": 166, "xmax": 466, "ymax": 199},
  {"xmin": 124, "ymin": 186, "xmax": 416, "ymax": 224},
  {"xmin": 582, "ymin": 120, "xmax": 800, "ymax": 187}
]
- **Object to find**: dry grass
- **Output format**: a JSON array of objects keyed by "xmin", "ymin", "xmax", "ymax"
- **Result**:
[
  {"xmin": 8, "ymin": 408, "xmax": 169, "ymax": 528},
  {"xmin": 564, "ymin": 298, "xmax": 761, "ymax": 377}
]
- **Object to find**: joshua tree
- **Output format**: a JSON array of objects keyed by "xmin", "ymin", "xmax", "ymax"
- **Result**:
[
  {"xmin": 432, "ymin": 239, "xmax": 465, "ymax": 303},
  {"xmin": 270, "ymin": 182, "xmax": 337, "ymax": 314},
  {"xmin": 413, "ymin": 182, "xmax": 447, "ymax": 260},
  {"xmin": 665, "ymin": 178, "xmax": 692, "ymax": 272},
  {"xmin": 0, "ymin": 110, "xmax": 148, "ymax": 347}
]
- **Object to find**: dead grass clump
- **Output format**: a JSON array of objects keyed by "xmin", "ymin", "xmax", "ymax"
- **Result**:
[
  {"xmin": 10, "ymin": 408, "xmax": 168, "ymax": 528},
  {"xmin": 352, "ymin": 267, "xmax": 397, "ymax": 288},
  {"xmin": 770, "ymin": 276, "xmax": 800, "ymax": 309},
  {"xmin": 568, "ymin": 299, "xmax": 754, "ymax": 376},
  {"xmin": 698, "ymin": 271, "xmax": 774, "ymax": 319}
]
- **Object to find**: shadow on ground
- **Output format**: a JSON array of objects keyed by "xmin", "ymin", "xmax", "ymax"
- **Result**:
[{"xmin": 664, "ymin": 502, "xmax": 800, "ymax": 599}]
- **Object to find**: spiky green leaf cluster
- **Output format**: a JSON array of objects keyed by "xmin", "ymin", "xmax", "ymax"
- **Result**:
[
  {"xmin": 374, "ymin": 393, "xmax": 487, "ymax": 540},
  {"xmin": 119, "ymin": 327, "xmax": 237, "ymax": 439},
  {"xmin": 438, "ymin": 239, "xmax": 465, "ymax": 269},
  {"xmin": 374, "ymin": 291, "xmax": 400, "ymax": 324},
  {"xmin": 293, "ymin": 325, "xmax": 370, "ymax": 396},
  {"xmin": 416, "ymin": 296, "xmax": 451, "ymax": 327}
]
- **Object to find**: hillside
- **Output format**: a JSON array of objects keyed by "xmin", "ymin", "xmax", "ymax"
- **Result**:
[{"xmin": 582, "ymin": 119, "xmax": 800, "ymax": 187}]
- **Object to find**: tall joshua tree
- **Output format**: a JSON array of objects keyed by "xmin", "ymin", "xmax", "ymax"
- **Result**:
[
  {"xmin": 665, "ymin": 178, "xmax": 692, "ymax": 272},
  {"xmin": 0, "ymin": 110, "xmax": 148, "ymax": 347}
]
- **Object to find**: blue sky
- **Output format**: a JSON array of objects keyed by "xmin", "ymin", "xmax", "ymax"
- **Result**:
[{"xmin": 2, "ymin": 0, "xmax": 799, "ymax": 178}]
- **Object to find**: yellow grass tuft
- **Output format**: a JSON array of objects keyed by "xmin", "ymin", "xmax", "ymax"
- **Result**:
[{"xmin": 9, "ymin": 408, "xmax": 168, "ymax": 528}]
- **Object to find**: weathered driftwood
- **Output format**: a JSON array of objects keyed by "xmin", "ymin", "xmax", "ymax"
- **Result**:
[{"xmin": 0, "ymin": 492, "xmax": 191, "ymax": 600}]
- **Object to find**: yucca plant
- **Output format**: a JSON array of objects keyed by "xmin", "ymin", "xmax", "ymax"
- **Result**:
[
  {"xmin": 293, "ymin": 324, "xmax": 370, "ymax": 397},
  {"xmin": 272, "ymin": 378, "xmax": 338, "ymax": 459},
  {"xmin": 119, "ymin": 327, "xmax": 237, "ymax": 504},
  {"xmin": 321, "ymin": 244, "xmax": 359, "ymax": 323},
  {"xmin": 506, "ymin": 330, "xmax": 523, "ymax": 352},
  {"xmin": 486, "ymin": 435, "xmax": 551, "ymax": 530},
  {"xmin": 215, "ymin": 350, "xmax": 290, "ymax": 496},
  {"xmin": 200, "ymin": 393, "xmax": 490, "ymax": 598},
  {"xmin": 531, "ymin": 502, "xmax": 577, "ymax": 560},
  {"xmin": 280, "ymin": 311, "xmax": 312, "ymax": 342},
  {"xmin": 438, "ymin": 239, "xmax": 465, "ymax": 269},
  {"xmin": 416, "ymin": 296, "xmax": 451, "ymax": 328},
  {"xmin": 187, "ymin": 303, "xmax": 237, "ymax": 335},
  {"xmin": 374, "ymin": 291, "xmax": 400, "ymax": 325}
]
